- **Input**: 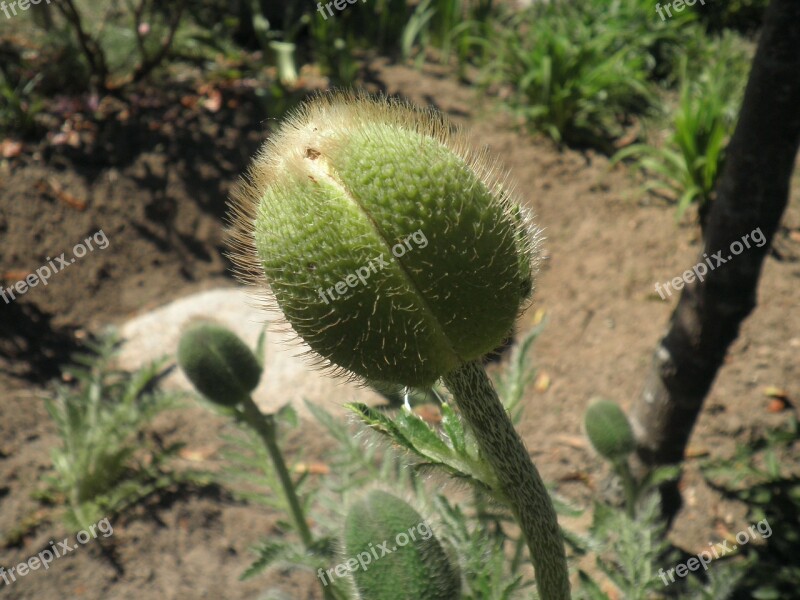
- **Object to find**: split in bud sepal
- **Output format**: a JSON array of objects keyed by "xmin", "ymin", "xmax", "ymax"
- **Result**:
[{"xmin": 230, "ymin": 92, "xmax": 540, "ymax": 387}]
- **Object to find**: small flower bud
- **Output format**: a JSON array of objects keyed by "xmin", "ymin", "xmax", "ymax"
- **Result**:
[
  {"xmin": 584, "ymin": 399, "xmax": 636, "ymax": 460},
  {"xmin": 177, "ymin": 322, "xmax": 262, "ymax": 406}
]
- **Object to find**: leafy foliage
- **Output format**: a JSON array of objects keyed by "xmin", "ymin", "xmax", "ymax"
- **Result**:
[
  {"xmin": 38, "ymin": 332, "xmax": 189, "ymax": 531},
  {"xmin": 701, "ymin": 417, "xmax": 800, "ymax": 598},
  {"xmin": 433, "ymin": 493, "xmax": 534, "ymax": 599},
  {"xmin": 613, "ymin": 37, "xmax": 751, "ymax": 225},
  {"xmin": 579, "ymin": 495, "xmax": 674, "ymax": 599},
  {"xmin": 487, "ymin": 1, "xmax": 653, "ymax": 149},
  {"xmin": 0, "ymin": 72, "xmax": 43, "ymax": 136}
]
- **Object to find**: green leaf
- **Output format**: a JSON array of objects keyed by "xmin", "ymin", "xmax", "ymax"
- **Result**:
[{"xmin": 578, "ymin": 570, "xmax": 611, "ymax": 600}]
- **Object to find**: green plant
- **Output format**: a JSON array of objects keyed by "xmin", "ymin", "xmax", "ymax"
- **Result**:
[
  {"xmin": 49, "ymin": 0, "xmax": 187, "ymax": 90},
  {"xmin": 612, "ymin": 0, "xmax": 704, "ymax": 83},
  {"xmin": 433, "ymin": 492, "xmax": 535, "ymax": 599},
  {"xmin": 489, "ymin": 1, "xmax": 653, "ymax": 150},
  {"xmin": 0, "ymin": 72, "xmax": 43, "ymax": 136},
  {"xmin": 612, "ymin": 43, "xmax": 749, "ymax": 227},
  {"xmin": 230, "ymin": 91, "xmax": 570, "ymax": 598},
  {"xmin": 402, "ymin": 0, "xmax": 499, "ymax": 69},
  {"xmin": 344, "ymin": 490, "xmax": 461, "ymax": 599},
  {"xmin": 584, "ymin": 399, "xmax": 639, "ymax": 518},
  {"xmin": 583, "ymin": 399, "xmax": 679, "ymax": 519},
  {"xmin": 174, "ymin": 317, "xmax": 600, "ymax": 598},
  {"xmin": 579, "ymin": 495, "xmax": 673, "ymax": 600},
  {"xmin": 584, "ymin": 399, "xmax": 636, "ymax": 462},
  {"xmin": 701, "ymin": 417, "xmax": 800, "ymax": 598},
  {"xmin": 178, "ymin": 322, "xmax": 346, "ymax": 600},
  {"xmin": 39, "ymin": 333, "xmax": 186, "ymax": 530}
]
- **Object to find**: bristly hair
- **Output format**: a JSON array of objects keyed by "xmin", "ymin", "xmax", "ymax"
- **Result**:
[{"xmin": 225, "ymin": 89, "xmax": 542, "ymax": 384}]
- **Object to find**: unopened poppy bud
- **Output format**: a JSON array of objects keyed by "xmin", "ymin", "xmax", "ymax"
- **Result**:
[
  {"xmin": 177, "ymin": 322, "xmax": 262, "ymax": 406},
  {"xmin": 230, "ymin": 92, "xmax": 538, "ymax": 386},
  {"xmin": 584, "ymin": 399, "xmax": 636, "ymax": 460}
]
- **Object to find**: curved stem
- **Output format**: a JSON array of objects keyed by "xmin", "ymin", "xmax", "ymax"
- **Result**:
[
  {"xmin": 443, "ymin": 360, "xmax": 570, "ymax": 600},
  {"xmin": 240, "ymin": 397, "xmax": 340, "ymax": 600},
  {"xmin": 240, "ymin": 396, "xmax": 314, "ymax": 547}
]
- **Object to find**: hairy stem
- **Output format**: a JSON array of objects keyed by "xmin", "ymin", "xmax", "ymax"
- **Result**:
[
  {"xmin": 616, "ymin": 460, "xmax": 638, "ymax": 519},
  {"xmin": 240, "ymin": 397, "xmax": 341, "ymax": 600},
  {"xmin": 443, "ymin": 360, "xmax": 570, "ymax": 599},
  {"xmin": 240, "ymin": 396, "xmax": 314, "ymax": 548}
]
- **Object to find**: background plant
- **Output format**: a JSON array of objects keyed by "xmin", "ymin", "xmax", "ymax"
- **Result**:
[
  {"xmin": 38, "ymin": 332, "xmax": 190, "ymax": 531},
  {"xmin": 47, "ymin": 0, "xmax": 187, "ymax": 90},
  {"xmin": 487, "ymin": 1, "xmax": 653, "ymax": 150},
  {"xmin": 701, "ymin": 416, "xmax": 800, "ymax": 598},
  {"xmin": 612, "ymin": 36, "xmax": 751, "ymax": 228}
]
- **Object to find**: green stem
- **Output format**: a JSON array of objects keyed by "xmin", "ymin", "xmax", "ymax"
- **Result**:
[
  {"xmin": 616, "ymin": 459, "xmax": 638, "ymax": 519},
  {"xmin": 443, "ymin": 360, "xmax": 570, "ymax": 600},
  {"xmin": 240, "ymin": 397, "xmax": 342, "ymax": 600},
  {"xmin": 240, "ymin": 396, "xmax": 314, "ymax": 549}
]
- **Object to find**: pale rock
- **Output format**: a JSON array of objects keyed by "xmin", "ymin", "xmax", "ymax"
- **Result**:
[{"xmin": 117, "ymin": 287, "xmax": 384, "ymax": 417}]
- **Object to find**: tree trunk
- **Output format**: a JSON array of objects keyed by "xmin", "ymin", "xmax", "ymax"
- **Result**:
[{"xmin": 629, "ymin": 0, "xmax": 800, "ymax": 520}]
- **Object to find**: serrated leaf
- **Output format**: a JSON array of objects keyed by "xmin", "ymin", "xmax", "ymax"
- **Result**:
[
  {"xmin": 240, "ymin": 541, "xmax": 290, "ymax": 580},
  {"xmin": 440, "ymin": 403, "xmax": 466, "ymax": 456}
]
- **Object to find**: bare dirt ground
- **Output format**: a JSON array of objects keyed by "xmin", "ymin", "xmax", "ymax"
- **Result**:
[{"xmin": 1, "ymin": 58, "xmax": 798, "ymax": 599}]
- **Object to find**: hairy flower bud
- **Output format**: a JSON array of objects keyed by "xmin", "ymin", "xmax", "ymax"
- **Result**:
[
  {"xmin": 177, "ymin": 322, "xmax": 262, "ymax": 406},
  {"xmin": 344, "ymin": 490, "xmax": 460, "ymax": 599},
  {"xmin": 584, "ymin": 399, "xmax": 636, "ymax": 460},
  {"xmin": 230, "ymin": 92, "xmax": 538, "ymax": 386}
]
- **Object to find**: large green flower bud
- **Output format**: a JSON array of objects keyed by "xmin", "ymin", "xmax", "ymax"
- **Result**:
[
  {"xmin": 230, "ymin": 93, "xmax": 538, "ymax": 386},
  {"xmin": 344, "ymin": 490, "xmax": 460, "ymax": 600}
]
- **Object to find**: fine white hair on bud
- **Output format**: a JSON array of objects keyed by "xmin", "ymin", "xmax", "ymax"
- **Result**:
[{"xmin": 228, "ymin": 91, "xmax": 541, "ymax": 386}]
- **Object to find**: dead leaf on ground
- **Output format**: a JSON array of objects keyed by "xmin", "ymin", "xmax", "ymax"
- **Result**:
[
  {"xmin": 767, "ymin": 398, "xmax": 790, "ymax": 413},
  {"xmin": 180, "ymin": 95, "xmax": 198, "ymax": 109},
  {"xmin": 293, "ymin": 462, "xmax": 330, "ymax": 475},
  {"xmin": 685, "ymin": 445, "xmax": 710, "ymax": 458},
  {"xmin": 553, "ymin": 434, "xmax": 586, "ymax": 450},
  {"xmin": 764, "ymin": 386, "xmax": 793, "ymax": 412},
  {"xmin": 533, "ymin": 371, "xmax": 551, "ymax": 392},
  {"xmin": 1, "ymin": 270, "xmax": 28, "ymax": 282},
  {"xmin": 413, "ymin": 403, "xmax": 442, "ymax": 425},
  {"xmin": 1, "ymin": 139, "xmax": 22, "ymax": 158},
  {"xmin": 556, "ymin": 471, "xmax": 591, "ymax": 484},
  {"xmin": 50, "ymin": 130, "xmax": 81, "ymax": 148},
  {"xmin": 35, "ymin": 179, "xmax": 87, "ymax": 211},
  {"xmin": 179, "ymin": 446, "xmax": 218, "ymax": 462}
]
